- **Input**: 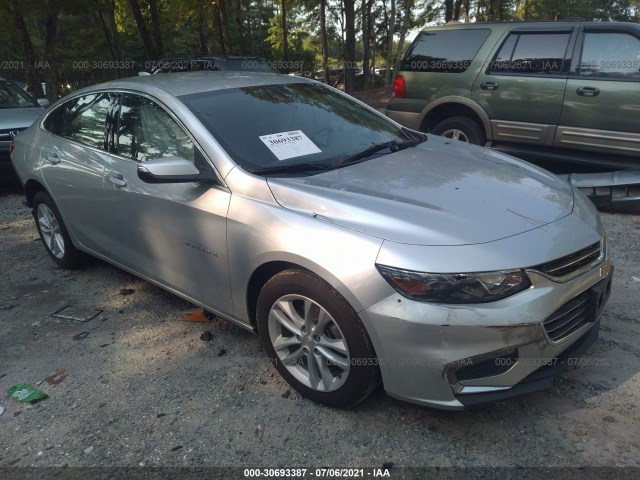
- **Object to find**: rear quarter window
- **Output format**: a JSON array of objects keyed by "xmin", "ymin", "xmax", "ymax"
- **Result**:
[{"xmin": 402, "ymin": 29, "xmax": 491, "ymax": 73}]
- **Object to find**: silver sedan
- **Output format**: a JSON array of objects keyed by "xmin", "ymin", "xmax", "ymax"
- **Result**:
[{"xmin": 10, "ymin": 72, "xmax": 613, "ymax": 409}]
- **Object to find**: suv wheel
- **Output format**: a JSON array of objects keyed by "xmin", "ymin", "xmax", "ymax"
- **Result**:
[{"xmin": 432, "ymin": 116, "xmax": 486, "ymax": 146}]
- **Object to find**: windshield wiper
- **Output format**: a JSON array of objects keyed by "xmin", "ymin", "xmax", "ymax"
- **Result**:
[
  {"xmin": 249, "ymin": 161, "xmax": 337, "ymax": 176},
  {"xmin": 337, "ymin": 138, "xmax": 422, "ymax": 167}
]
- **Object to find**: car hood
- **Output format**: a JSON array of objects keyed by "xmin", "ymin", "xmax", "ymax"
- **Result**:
[
  {"xmin": 266, "ymin": 138, "xmax": 574, "ymax": 246},
  {"xmin": 0, "ymin": 107, "xmax": 43, "ymax": 130}
]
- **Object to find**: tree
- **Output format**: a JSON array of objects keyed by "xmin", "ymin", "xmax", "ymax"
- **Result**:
[
  {"xmin": 343, "ymin": 0, "xmax": 356, "ymax": 92},
  {"xmin": 384, "ymin": 0, "xmax": 396, "ymax": 87},
  {"xmin": 320, "ymin": 0, "xmax": 330, "ymax": 83},
  {"xmin": 128, "ymin": 0, "xmax": 159, "ymax": 59}
]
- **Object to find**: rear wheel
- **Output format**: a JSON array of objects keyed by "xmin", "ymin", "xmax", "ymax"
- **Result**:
[
  {"xmin": 33, "ymin": 191, "xmax": 86, "ymax": 269},
  {"xmin": 257, "ymin": 269, "xmax": 379, "ymax": 408},
  {"xmin": 432, "ymin": 116, "xmax": 486, "ymax": 146}
]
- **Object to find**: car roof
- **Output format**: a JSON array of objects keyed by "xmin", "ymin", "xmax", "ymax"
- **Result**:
[
  {"xmin": 71, "ymin": 71, "xmax": 311, "ymax": 98},
  {"xmin": 424, "ymin": 20, "xmax": 640, "ymax": 30}
]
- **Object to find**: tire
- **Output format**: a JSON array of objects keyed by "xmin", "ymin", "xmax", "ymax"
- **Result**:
[
  {"xmin": 32, "ymin": 191, "xmax": 86, "ymax": 269},
  {"xmin": 431, "ymin": 116, "xmax": 486, "ymax": 146},
  {"xmin": 256, "ymin": 269, "xmax": 379, "ymax": 408}
]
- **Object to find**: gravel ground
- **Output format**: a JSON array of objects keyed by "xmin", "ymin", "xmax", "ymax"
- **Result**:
[{"xmin": 1, "ymin": 172, "xmax": 639, "ymax": 478}]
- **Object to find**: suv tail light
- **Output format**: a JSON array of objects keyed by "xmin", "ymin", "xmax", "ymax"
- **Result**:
[
  {"xmin": 392, "ymin": 75, "xmax": 406, "ymax": 98},
  {"xmin": 9, "ymin": 140, "xmax": 15, "ymax": 159}
]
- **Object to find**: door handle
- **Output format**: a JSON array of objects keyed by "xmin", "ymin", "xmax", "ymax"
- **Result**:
[
  {"xmin": 46, "ymin": 153, "xmax": 60, "ymax": 164},
  {"xmin": 108, "ymin": 173, "xmax": 127, "ymax": 188},
  {"xmin": 577, "ymin": 87, "xmax": 600, "ymax": 97},
  {"xmin": 480, "ymin": 81, "xmax": 499, "ymax": 91}
]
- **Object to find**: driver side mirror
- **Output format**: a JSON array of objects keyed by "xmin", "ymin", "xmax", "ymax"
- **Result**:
[{"xmin": 137, "ymin": 156, "xmax": 213, "ymax": 184}]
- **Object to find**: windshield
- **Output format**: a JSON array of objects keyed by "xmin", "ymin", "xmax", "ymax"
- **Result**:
[
  {"xmin": 0, "ymin": 81, "xmax": 39, "ymax": 109},
  {"xmin": 180, "ymin": 82, "xmax": 415, "ymax": 174}
]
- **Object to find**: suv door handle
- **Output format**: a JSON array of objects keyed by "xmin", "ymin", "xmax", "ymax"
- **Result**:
[
  {"xmin": 480, "ymin": 81, "xmax": 499, "ymax": 91},
  {"xmin": 577, "ymin": 87, "xmax": 600, "ymax": 97},
  {"xmin": 108, "ymin": 173, "xmax": 127, "ymax": 188}
]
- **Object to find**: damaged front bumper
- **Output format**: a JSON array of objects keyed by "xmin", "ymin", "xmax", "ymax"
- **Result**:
[{"xmin": 359, "ymin": 259, "xmax": 613, "ymax": 410}]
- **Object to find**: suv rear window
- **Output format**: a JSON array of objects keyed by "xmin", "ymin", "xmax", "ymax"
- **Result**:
[
  {"xmin": 402, "ymin": 29, "xmax": 491, "ymax": 73},
  {"xmin": 489, "ymin": 32, "xmax": 571, "ymax": 75}
]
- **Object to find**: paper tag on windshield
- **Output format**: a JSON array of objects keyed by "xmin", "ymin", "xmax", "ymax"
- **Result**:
[{"xmin": 259, "ymin": 130, "xmax": 321, "ymax": 161}]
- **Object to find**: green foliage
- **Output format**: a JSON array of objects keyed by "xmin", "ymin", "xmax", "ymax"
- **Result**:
[{"xmin": 1, "ymin": 0, "xmax": 638, "ymax": 93}]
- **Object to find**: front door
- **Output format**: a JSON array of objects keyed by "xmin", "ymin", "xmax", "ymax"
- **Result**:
[
  {"xmin": 473, "ymin": 28, "xmax": 575, "ymax": 145},
  {"xmin": 101, "ymin": 92, "xmax": 233, "ymax": 316}
]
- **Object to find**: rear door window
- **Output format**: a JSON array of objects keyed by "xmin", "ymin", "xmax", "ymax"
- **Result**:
[
  {"xmin": 61, "ymin": 93, "xmax": 113, "ymax": 149},
  {"xmin": 489, "ymin": 32, "xmax": 571, "ymax": 75},
  {"xmin": 403, "ymin": 29, "xmax": 491, "ymax": 73}
]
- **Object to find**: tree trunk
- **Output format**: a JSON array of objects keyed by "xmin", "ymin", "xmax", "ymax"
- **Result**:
[
  {"xmin": 453, "ymin": 0, "xmax": 462, "ymax": 20},
  {"xmin": 395, "ymin": 0, "xmax": 414, "ymax": 77},
  {"xmin": 198, "ymin": 0, "xmax": 208, "ymax": 53},
  {"xmin": 343, "ymin": 0, "xmax": 356, "ymax": 93},
  {"xmin": 231, "ymin": 0, "xmax": 247, "ymax": 54},
  {"xmin": 444, "ymin": 0, "xmax": 453, "ymax": 22},
  {"xmin": 384, "ymin": 0, "xmax": 396, "ymax": 88},
  {"xmin": 148, "ymin": 0, "xmax": 164, "ymax": 58},
  {"xmin": 281, "ymin": 0, "xmax": 288, "ymax": 62},
  {"xmin": 128, "ymin": 0, "xmax": 157, "ymax": 60},
  {"xmin": 43, "ymin": 0, "xmax": 61, "ymax": 101},
  {"xmin": 361, "ymin": 0, "xmax": 375, "ymax": 89},
  {"xmin": 218, "ymin": 0, "xmax": 232, "ymax": 55},
  {"xmin": 320, "ymin": 0, "xmax": 330, "ymax": 84},
  {"xmin": 6, "ymin": 2, "xmax": 43, "ymax": 97},
  {"xmin": 96, "ymin": 0, "xmax": 124, "ymax": 77}
]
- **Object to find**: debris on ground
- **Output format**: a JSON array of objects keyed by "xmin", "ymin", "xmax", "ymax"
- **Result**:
[
  {"xmin": 120, "ymin": 288, "xmax": 135, "ymax": 296},
  {"xmin": 200, "ymin": 331, "xmax": 213, "ymax": 342},
  {"xmin": 73, "ymin": 331, "xmax": 89, "ymax": 341},
  {"xmin": 45, "ymin": 368, "xmax": 68, "ymax": 385},
  {"xmin": 51, "ymin": 305, "xmax": 103, "ymax": 323},
  {"xmin": 7, "ymin": 384, "xmax": 48, "ymax": 404},
  {"xmin": 217, "ymin": 348, "xmax": 227, "ymax": 357},
  {"xmin": 183, "ymin": 310, "xmax": 210, "ymax": 322},
  {"xmin": 0, "ymin": 405, "xmax": 5, "ymax": 416},
  {"xmin": 281, "ymin": 390, "xmax": 291, "ymax": 399}
]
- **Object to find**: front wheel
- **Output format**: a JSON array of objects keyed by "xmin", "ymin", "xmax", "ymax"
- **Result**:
[
  {"xmin": 432, "ymin": 116, "xmax": 486, "ymax": 146},
  {"xmin": 256, "ymin": 270, "xmax": 379, "ymax": 408},
  {"xmin": 33, "ymin": 191, "xmax": 86, "ymax": 269}
]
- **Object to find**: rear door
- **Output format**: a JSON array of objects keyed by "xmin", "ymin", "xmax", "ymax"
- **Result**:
[
  {"xmin": 101, "ymin": 92, "xmax": 233, "ymax": 315},
  {"xmin": 556, "ymin": 25, "xmax": 640, "ymax": 158},
  {"xmin": 39, "ymin": 92, "xmax": 116, "ymax": 252},
  {"xmin": 473, "ymin": 27, "xmax": 576, "ymax": 145}
]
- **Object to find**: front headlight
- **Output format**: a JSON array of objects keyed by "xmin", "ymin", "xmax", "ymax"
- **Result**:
[{"xmin": 376, "ymin": 265, "xmax": 531, "ymax": 304}]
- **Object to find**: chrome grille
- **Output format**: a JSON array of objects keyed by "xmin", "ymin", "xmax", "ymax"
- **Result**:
[
  {"xmin": 532, "ymin": 242, "xmax": 601, "ymax": 280},
  {"xmin": 543, "ymin": 290, "xmax": 592, "ymax": 342}
]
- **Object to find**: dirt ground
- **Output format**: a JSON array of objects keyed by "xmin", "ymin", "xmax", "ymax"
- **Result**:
[
  {"xmin": 1, "ymin": 164, "xmax": 639, "ymax": 478},
  {"xmin": 351, "ymin": 87, "xmax": 393, "ymax": 110}
]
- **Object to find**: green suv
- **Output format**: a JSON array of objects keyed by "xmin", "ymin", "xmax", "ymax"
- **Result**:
[{"xmin": 386, "ymin": 20, "xmax": 640, "ymax": 168}]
